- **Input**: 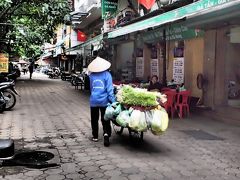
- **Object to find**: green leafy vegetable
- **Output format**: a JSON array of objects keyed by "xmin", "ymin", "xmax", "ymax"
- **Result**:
[{"xmin": 116, "ymin": 86, "xmax": 159, "ymax": 107}]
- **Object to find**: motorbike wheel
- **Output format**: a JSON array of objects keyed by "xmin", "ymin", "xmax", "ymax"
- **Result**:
[
  {"xmin": 71, "ymin": 79, "xmax": 77, "ymax": 86},
  {"xmin": 0, "ymin": 104, "xmax": 6, "ymax": 113},
  {"xmin": 3, "ymin": 90, "xmax": 16, "ymax": 110}
]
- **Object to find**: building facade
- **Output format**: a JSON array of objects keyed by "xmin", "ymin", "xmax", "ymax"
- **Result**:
[{"xmin": 59, "ymin": 0, "xmax": 240, "ymax": 122}]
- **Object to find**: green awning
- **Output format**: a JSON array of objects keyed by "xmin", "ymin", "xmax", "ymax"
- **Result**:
[
  {"xmin": 142, "ymin": 23, "xmax": 205, "ymax": 43},
  {"xmin": 185, "ymin": 1, "xmax": 240, "ymax": 29},
  {"xmin": 108, "ymin": 0, "xmax": 238, "ymax": 39},
  {"xmin": 65, "ymin": 34, "xmax": 103, "ymax": 52}
]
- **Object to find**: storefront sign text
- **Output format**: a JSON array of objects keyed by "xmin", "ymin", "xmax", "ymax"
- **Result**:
[
  {"xmin": 142, "ymin": 25, "xmax": 204, "ymax": 43},
  {"xmin": 136, "ymin": 57, "xmax": 144, "ymax": 78},
  {"xmin": 151, "ymin": 59, "xmax": 159, "ymax": 77},
  {"xmin": 173, "ymin": 57, "xmax": 184, "ymax": 84},
  {"xmin": 102, "ymin": 0, "xmax": 118, "ymax": 20},
  {"xmin": 0, "ymin": 53, "xmax": 9, "ymax": 73}
]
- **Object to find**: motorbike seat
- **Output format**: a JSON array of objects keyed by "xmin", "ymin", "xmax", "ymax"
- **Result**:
[{"xmin": 0, "ymin": 82, "xmax": 13, "ymax": 86}]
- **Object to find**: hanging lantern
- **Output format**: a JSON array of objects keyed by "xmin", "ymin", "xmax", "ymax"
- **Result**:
[
  {"xmin": 139, "ymin": 0, "xmax": 156, "ymax": 10},
  {"xmin": 77, "ymin": 31, "xmax": 87, "ymax": 42}
]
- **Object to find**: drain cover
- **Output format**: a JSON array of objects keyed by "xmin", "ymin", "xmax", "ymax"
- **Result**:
[
  {"xmin": 181, "ymin": 130, "xmax": 224, "ymax": 140},
  {"xmin": 2, "ymin": 151, "xmax": 58, "ymax": 169}
]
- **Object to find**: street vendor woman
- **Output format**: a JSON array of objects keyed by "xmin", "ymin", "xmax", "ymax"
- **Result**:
[
  {"xmin": 148, "ymin": 75, "xmax": 163, "ymax": 92},
  {"xmin": 88, "ymin": 56, "xmax": 116, "ymax": 147}
]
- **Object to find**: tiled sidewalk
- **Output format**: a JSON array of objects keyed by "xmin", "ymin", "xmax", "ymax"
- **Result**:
[{"xmin": 0, "ymin": 73, "xmax": 239, "ymax": 180}]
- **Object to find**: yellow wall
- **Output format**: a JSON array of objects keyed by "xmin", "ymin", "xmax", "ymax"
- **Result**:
[
  {"xmin": 65, "ymin": 26, "xmax": 71, "ymax": 49},
  {"xmin": 56, "ymin": 24, "xmax": 63, "ymax": 42},
  {"xmin": 184, "ymin": 38, "xmax": 204, "ymax": 97}
]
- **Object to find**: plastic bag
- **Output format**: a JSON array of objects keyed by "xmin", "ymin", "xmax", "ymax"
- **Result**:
[
  {"xmin": 159, "ymin": 109, "xmax": 169, "ymax": 132},
  {"xmin": 150, "ymin": 109, "xmax": 169, "ymax": 135},
  {"xmin": 145, "ymin": 110, "xmax": 153, "ymax": 128},
  {"xmin": 116, "ymin": 110, "xmax": 130, "ymax": 127},
  {"xmin": 111, "ymin": 102, "xmax": 119, "ymax": 108},
  {"xmin": 104, "ymin": 104, "xmax": 115, "ymax": 121},
  {"xmin": 128, "ymin": 110, "xmax": 147, "ymax": 132},
  {"xmin": 113, "ymin": 104, "xmax": 122, "ymax": 116}
]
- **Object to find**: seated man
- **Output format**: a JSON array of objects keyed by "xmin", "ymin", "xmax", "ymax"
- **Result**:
[{"xmin": 148, "ymin": 75, "xmax": 163, "ymax": 92}]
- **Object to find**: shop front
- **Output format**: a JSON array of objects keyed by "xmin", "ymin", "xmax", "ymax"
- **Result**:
[
  {"xmin": 184, "ymin": 0, "xmax": 240, "ymax": 123},
  {"xmin": 106, "ymin": 0, "xmax": 240, "ymax": 119},
  {"xmin": 103, "ymin": 34, "xmax": 135, "ymax": 82},
  {"xmin": 140, "ymin": 23, "xmax": 205, "ymax": 101}
]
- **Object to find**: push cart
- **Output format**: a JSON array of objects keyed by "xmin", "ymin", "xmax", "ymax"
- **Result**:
[{"xmin": 111, "ymin": 117, "xmax": 144, "ymax": 141}]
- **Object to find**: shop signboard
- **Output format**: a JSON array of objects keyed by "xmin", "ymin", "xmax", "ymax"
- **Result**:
[
  {"xmin": 104, "ymin": 18, "xmax": 116, "ymax": 32},
  {"xmin": 173, "ymin": 57, "xmax": 184, "ymax": 84},
  {"xmin": 102, "ymin": 0, "xmax": 118, "ymax": 20},
  {"xmin": 0, "ymin": 53, "xmax": 9, "ymax": 73},
  {"xmin": 136, "ymin": 57, "xmax": 144, "ymax": 78},
  {"xmin": 142, "ymin": 25, "xmax": 204, "ymax": 43},
  {"xmin": 151, "ymin": 59, "xmax": 159, "ymax": 76},
  {"xmin": 150, "ymin": 45, "xmax": 158, "ymax": 76}
]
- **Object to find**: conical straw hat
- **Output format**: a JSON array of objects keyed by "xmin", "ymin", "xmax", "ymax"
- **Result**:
[{"xmin": 87, "ymin": 57, "xmax": 111, "ymax": 73}]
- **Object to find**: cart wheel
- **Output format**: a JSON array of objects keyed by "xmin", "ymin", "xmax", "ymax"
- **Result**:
[
  {"xmin": 140, "ymin": 132, "xmax": 144, "ymax": 141},
  {"xmin": 128, "ymin": 129, "xmax": 144, "ymax": 142}
]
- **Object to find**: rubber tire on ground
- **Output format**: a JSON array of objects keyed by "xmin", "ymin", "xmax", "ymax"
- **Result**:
[
  {"xmin": 0, "ymin": 103, "xmax": 6, "ymax": 113},
  {"xmin": 71, "ymin": 79, "xmax": 77, "ymax": 86},
  {"xmin": 128, "ymin": 129, "xmax": 144, "ymax": 142},
  {"xmin": 3, "ymin": 90, "xmax": 16, "ymax": 110}
]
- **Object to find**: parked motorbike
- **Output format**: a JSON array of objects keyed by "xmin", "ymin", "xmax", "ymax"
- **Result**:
[
  {"xmin": 0, "ymin": 92, "xmax": 6, "ymax": 113},
  {"xmin": 0, "ymin": 71, "xmax": 20, "ymax": 83},
  {"xmin": 0, "ymin": 81, "xmax": 19, "ymax": 110},
  {"xmin": 48, "ymin": 68, "xmax": 60, "ymax": 79},
  {"xmin": 71, "ymin": 73, "xmax": 84, "ymax": 86}
]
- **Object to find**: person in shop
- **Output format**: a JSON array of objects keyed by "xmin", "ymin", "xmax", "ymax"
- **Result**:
[
  {"xmin": 147, "ymin": 75, "xmax": 163, "ymax": 92},
  {"xmin": 87, "ymin": 56, "xmax": 116, "ymax": 147}
]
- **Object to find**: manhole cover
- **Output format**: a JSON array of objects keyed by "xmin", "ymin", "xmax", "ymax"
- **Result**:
[
  {"xmin": 181, "ymin": 130, "xmax": 224, "ymax": 140},
  {"xmin": 2, "ymin": 151, "xmax": 58, "ymax": 169}
]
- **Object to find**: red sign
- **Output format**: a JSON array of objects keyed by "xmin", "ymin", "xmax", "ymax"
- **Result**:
[
  {"xmin": 139, "ymin": 0, "xmax": 155, "ymax": 10},
  {"xmin": 77, "ymin": 31, "xmax": 87, "ymax": 42}
]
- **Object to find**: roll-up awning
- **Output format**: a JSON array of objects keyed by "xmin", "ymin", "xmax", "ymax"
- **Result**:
[
  {"xmin": 185, "ymin": 0, "xmax": 240, "ymax": 29},
  {"xmin": 108, "ymin": 0, "xmax": 238, "ymax": 39}
]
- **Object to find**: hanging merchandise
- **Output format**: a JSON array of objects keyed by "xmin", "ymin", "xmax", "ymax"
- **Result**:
[
  {"xmin": 139, "ymin": 0, "xmax": 156, "ymax": 10},
  {"xmin": 108, "ymin": 85, "xmax": 168, "ymax": 137},
  {"xmin": 77, "ymin": 31, "xmax": 87, "ymax": 42}
]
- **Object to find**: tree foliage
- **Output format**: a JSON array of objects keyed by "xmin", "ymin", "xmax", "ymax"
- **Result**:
[{"xmin": 0, "ymin": 0, "xmax": 71, "ymax": 58}]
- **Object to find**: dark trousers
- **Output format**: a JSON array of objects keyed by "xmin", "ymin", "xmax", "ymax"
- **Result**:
[{"xmin": 90, "ymin": 107, "xmax": 111, "ymax": 139}]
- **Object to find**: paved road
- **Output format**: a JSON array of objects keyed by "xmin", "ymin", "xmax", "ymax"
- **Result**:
[{"xmin": 0, "ymin": 73, "xmax": 239, "ymax": 180}]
